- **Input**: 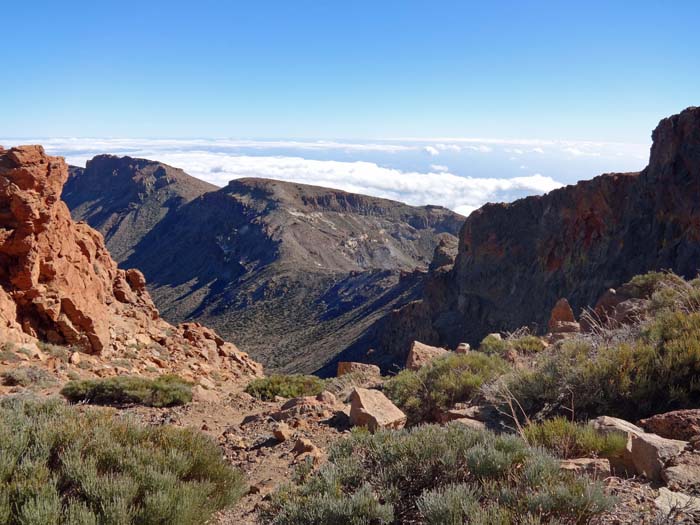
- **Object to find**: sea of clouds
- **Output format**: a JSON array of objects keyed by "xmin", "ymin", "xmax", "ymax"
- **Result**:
[{"xmin": 1, "ymin": 137, "xmax": 649, "ymax": 216}]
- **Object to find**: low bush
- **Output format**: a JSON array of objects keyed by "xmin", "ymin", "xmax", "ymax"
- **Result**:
[
  {"xmin": 0, "ymin": 398, "xmax": 245, "ymax": 524},
  {"xmin": 479, "ymin": 334, "xmax": 546, "ymax": 357},
  {"xmin": 2, "ymin": 366, "xmax": 57, "ymax": 388},
  {"xmin": 524, "ymin": 417, "xmax": 627, "ymax": 459},
  {"xmin": 384, "ymin": 353, "xmax": 507, "ymax": 424},
  {"xmin": 245, "ymin": 374, "xmax": 326, "ymax": 401},
  {"xmin": 260, "ymin": 423, "xmax": 612, "ymax": 524},
  {"xmin": 61, "ymin": 374, "xmax": 192, "ymax": 407},
  {"xmin": 504, "ymin": 273, "xmax": 700, "ymax": 422}
]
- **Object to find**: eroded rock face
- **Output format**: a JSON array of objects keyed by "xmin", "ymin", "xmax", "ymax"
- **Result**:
[
  {"xmin": 0, "ymin": 145, "xmax": 153, "ymax": 352},
  {"xmin": 377, "ymin": 107, "xmax": 700, "ymax": 355},
  {"xmin": 0, "ymin": 145, "xmax": 262, "ymax": 381},
  {"xmin": 640, "ymin": 410, "xmax": 700, "ymax": 441}
]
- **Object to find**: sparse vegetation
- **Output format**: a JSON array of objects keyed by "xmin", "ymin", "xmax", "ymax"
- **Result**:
[
  {"xmin": 0, "ymin": 342, "xmax": 20, "ymax": 363},
  {"xmin": 0, "ymin": 398, "xmax": 245, "ymax": 524},
  {"xmin": 1, "ymin": 366, "xmax": 57, "ymax": 388},
  {"xmin": 504, "ymin": 272, "xmax": 700, "ymax": 421},
  {"xmin": 479, "ymin": 333, "xmax": 546, "ymax": 356},
  {"xmin": 61, "ymin": 374, "xmax": 192, "ymax": 407},
  {"xmin": 261, "ymin": 423, "xmax": 613, "ymax": 524},
  {"xmin": 524, "ymin": 417, "xmax": 627, "ymax": 459},
  {"xmin": 246, "ymin": 374, "xmax": 326, "ymax": 401},
  {"xmin": 384, "ymin": 353, "xmax": 508, "ymax": 424}
]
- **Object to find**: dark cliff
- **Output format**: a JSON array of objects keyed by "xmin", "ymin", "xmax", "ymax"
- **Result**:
[{"xmin": 376, "ymin": 107, "xmax": 700, "ymax": 363}]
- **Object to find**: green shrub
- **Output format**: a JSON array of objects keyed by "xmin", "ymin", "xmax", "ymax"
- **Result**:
[
  {"xmin": 261, "ymin": 424, "xmax": 612, "ymax": 524},
  {"xmin": 61, "ymin": 374, "xmax": 192, "ymax": 407},
  {"xmin": 0, "ymin": 398, "xmax": 245, "ymax": 524},
  {"xmin": 505, "ymin": 299, "xmax": 700, "ymax": 421},
  {"xmin": 2, "ymin": 366, "xmax": 57, "ymax": 388},
  {"xmin": 478, "ymin": 334, "xmax": 509, "ymax": 355},
  {"xmin": 0, "ymin": 342, "xmax": 21, "ymax": 363},
  {"xmin": 384, "ymin": 353, "xmax": 507, "ymax": 424},
  {"xmin": 245, "ymin": 374, "xmax": 326, "ymax": 401},
  {"xmin": 509, "ymin": 335, "xmax": 547, "ymax": 354},
  {"xmin": 524, "ymin": 417, "xmax": 627, "ymax": 459}
]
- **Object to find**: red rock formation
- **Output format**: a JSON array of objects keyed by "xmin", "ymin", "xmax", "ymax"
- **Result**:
[{"xmin": 0, "ymin": 145, "xmax": 261, "ymax": 380}]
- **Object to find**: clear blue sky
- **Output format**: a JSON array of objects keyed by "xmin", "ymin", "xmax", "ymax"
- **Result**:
[{"xmin": 2, "ymin": 1, "xmax": 698, "ymax": 141}]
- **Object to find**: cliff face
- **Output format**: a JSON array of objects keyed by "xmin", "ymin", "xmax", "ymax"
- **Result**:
[
  {"xmin": 378, "ymin": 107, "xmax": 700, "ymax": 358},
  {"xmin": 64, "ymin": 155, "xmax": 217, "ymax": 262},
  {"xmin": 1, "ymin": 146, "xmax": 261, "ymax": 380}
]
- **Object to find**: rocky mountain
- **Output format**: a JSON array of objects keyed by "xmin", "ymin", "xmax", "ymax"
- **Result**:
[
  {"xmin": 64, "ymin": 155, "xmax": 217, "ymax": 262},
  {"xmin": 64, "ymin": 165, "xmax": 464, "ymax": 373},
  {"xmin": 1, "ymin": 145, "xmax": 261, "ymax": 381},
  {"xmin": 374, "ymin": 106, "xmax": 700, "ymax": 363}
]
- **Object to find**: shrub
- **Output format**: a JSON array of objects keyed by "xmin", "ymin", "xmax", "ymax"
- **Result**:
[
  {"xmin": 524, "ymin": 417, "xmax": 627, "ymax": 459},
  {"xmin": 245, "ymin": 374, "xmax": 326, "ymax": 401},
  {"xmin": 478, "ymin": 334, "xmax": 509, "ymax": 355},
  {"xmin": 479, "ymin": 334, "xmax": 546, "ymax": 357},
  {"xmin": 504, "ymin": 289, "xmax": 700, "ymax": 421},
  {"xmin": 260, "ymin": 424, "xmax": 612, "ymax": 524},
  {"xmin": 61, "ymin": 374, "xmax": 192, "ymax": 407},
  {"xmin": 384, "ymin": 353, "xmax": 507, "ymax": 424},
  {"xmin": 0, "ymin": 398, "xmax": 245, "ymax": 524},
  {"xmin": 2, "ymin": 366, "xmax": 57, "ymax": 388}
]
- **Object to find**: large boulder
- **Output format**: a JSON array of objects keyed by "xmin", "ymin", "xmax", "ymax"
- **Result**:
[
  {"xmin": 405, "ymin": 341, "xmax": 448, "ymax": 371},
  {"xmin": 349, "ymin": 387, "xmax": 406, "ymax": 432},
  {"xmin": 640, "ymin": 409, "xmax": 700, "ymax": 441},
  {"xmin": 590, "ymin": 416, "xmax": 687, "ymax": 481},
  {"xmin": 662, "ymin": 452, "xmax": 700, "ymax": 495}
]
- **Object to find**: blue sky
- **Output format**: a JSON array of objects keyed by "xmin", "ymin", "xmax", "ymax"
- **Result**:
[
  {"xmin": 3, "ymin": 1, "xmax": 698, "ymax": 140},
  {"xmin": 2, "ymin": 1, "xmax": 698, "ymax": 213}
]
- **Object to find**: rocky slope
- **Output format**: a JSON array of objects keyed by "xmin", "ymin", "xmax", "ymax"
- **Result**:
[
  {"xmin": 65, "ymin": 165, "xmax": 464, "ymax": 373},
  {"xmin": 64, "ymin": 155, "xmax": 217, "ymax": 262},
  {"xmin": 1, "ymin": 145, "xmax": 261, "ymax": 383},
  {"xmin": 376, "ymin": 106, "xmax": 700, "ymax": 362}
]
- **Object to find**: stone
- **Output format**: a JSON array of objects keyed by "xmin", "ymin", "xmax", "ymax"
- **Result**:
[
  {"xmin": 316, "ymin": 391, "xmax": 337, "ymax": 405},
  {"xmin": 405, "ymin": 341, "xmax": 448, "ymax": 371},
  {"xmin": 590, "ymin": 416, "xmax": 687, "ymax": 481},
  {"xmin": 629, "ymin": 433, "xmax": 688, "ymax": 482},
  {"xmin": 451, "ymin": 418, "xmax": 486, "ymax": 430},
  {"xmin": 559, "ymin": 458, "xmax": 611, "ymax": 479},
  {"xmin": 455, "ymin": 343, "xmax": 470, "ymax": 354},
  {"xmin": 68, "ymin": 351, "xmax": 81, "ymax": 365},
  {"xmin": 336, "ymin": 361, "xmax": 381, "ymax": 377},
  {"xmin": 292, "ymin": 438, "xmax": 317, "ymax": 455},
  {"xmin": 273, "ymin": 422, "xmax": 293, "ymax": 442},
  {"xmin": 640, "ymin": 409, "xmax": 700, "ymax": 441},
  {"xmin": 662, "ymin": 452, "xmax": 700, "ymax": 495},
  {"xmin": 191, "ymin": 385, "xmax": 220, "ymax": 403},
  {"xmin": 436, "ymin": 405, "xmax": 483, "ymax": 424},
  {"xmin": 349, "ymin": 387, "xmax": 406, "ymax": 432},
  {"xmin": 654, "ymin": 487, "xmax": 700, "ymax": 516}
]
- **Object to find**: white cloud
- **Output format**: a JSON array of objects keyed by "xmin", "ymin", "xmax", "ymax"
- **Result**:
[
  {"xmin": 424, "ymin": 146, "xmax": 440, "ymax": 156},
  {"xmin": 562, "ymin": 147, "xmax": 600, "ymax": 157},
  {"xmin": 430, "ymin": 164, "xmax": 449, "ymax": 172},
  {"xmin": 531, "ymin": 147, "xmax": 545, "ymax": 154}
]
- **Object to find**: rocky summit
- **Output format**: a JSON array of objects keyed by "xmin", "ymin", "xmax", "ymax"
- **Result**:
[
  {"xmin": 0, "ymin": 145, "xmax": 261, "ymax": 381},
  {"xmin": 65, "ymin": 167, "xmax": 464, "ymax": 373},
  {"xmin": 374, "ymin": 106, "xmax": 700, "ymax": 362}
]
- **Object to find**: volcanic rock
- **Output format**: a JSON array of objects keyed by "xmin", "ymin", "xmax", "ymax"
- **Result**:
[
  {"xmin": 349, "ymin": 387, "xmax": 406, "ymax": 432},
  {"xmin": 405, "ymin": 340, "xmax": 448, "ymax": 370}
]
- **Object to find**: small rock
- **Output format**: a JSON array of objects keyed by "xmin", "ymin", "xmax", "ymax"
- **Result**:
[
  {"xmin": 455, "ymin": 343, "xmax": 470, "ymax": 354},
  {"xmin": 316, "ymin": 391, "xmax": 337, "ymax": 405},
  {"xmin": 69, "ymin": 351, "xmax": 82, "ymax": 365},
  {"xmin": 451, "ymin": 418, "xmax": 486, "ymax": 430},
  {"xmin": 662, "ymin": 452, "xmax": 700, "ymax": 495},
  {"xmin": 559, "ymin": 458, "xmax": 611, "ymax": 479},
  {"xmin": 654, "ymin": 487, "xmax": 700, "ymax": 515},
  {"xmin": 192, "ymin": 385, "xmax": 220, "ymax": 403},
  {"xmin": 292, "ymin": 438, "xmax": 317, "ymax": 455},
  {"xmin": 273, "ymin": 422, "xmax": 292, "ymax": 443}
]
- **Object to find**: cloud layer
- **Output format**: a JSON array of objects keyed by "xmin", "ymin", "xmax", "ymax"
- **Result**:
[{"xmin": 0, "ymin": 136, "xmax": 648, "ymax": 216}]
